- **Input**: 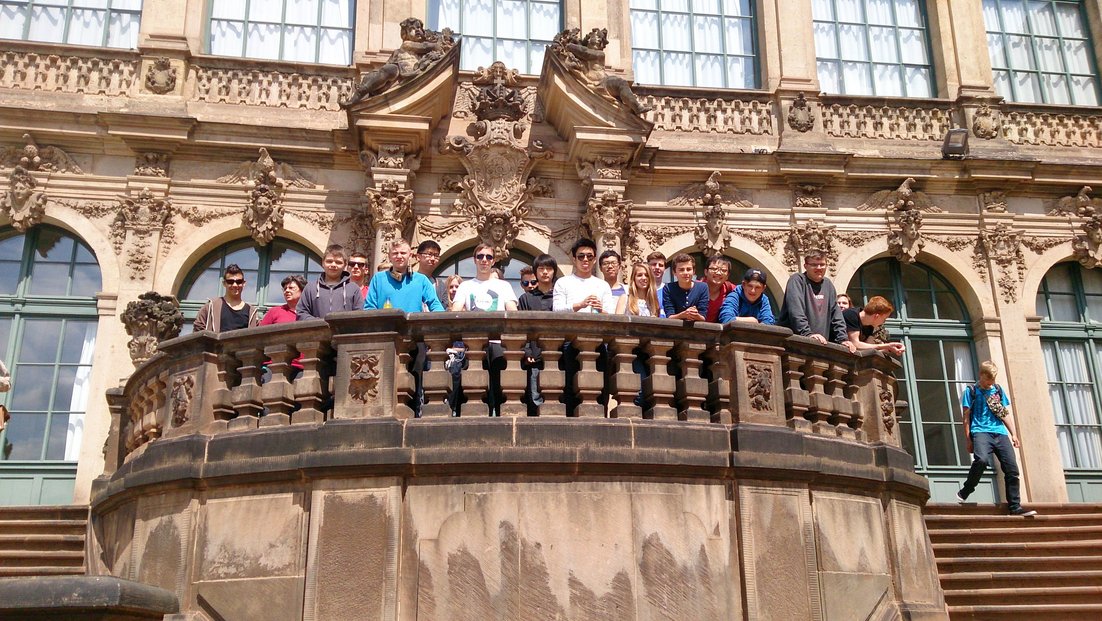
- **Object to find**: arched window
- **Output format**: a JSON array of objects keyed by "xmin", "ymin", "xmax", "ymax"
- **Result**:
[
  {"xmin": 848, "ymin": 259, "xmax": 977, "ymax": 501},
  {"xmin": 178, "ymin": 239, "xmax": 322, "ymax": 332},
  {"xmin": 0, "ymin": 226, "xmax": 101, "ymax": 505},
  {"xmin": 630, "ymin": 0, "xmax": 759, "ymax": 89},
  {"xmin": 1036, "ymin": 261, "xmax": 1102, "ymax": 501},
  {"xmin": 812, "ymin": 0, "xmax": 935, "ymax": 97},
  {"xmin": 429, "ymin": 0, "xmax": 561, "ymax": 74},
  {"xmin": 434, "ymin": 246, "xmax": 534, "ymax": 300}
]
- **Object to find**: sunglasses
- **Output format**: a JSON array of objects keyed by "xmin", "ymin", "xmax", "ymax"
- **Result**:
[
  {"xmin": 348, "ymin": 261, "xmax": 367, "ymax": 268},
  {"xmin": 522, "ymin": 279, "xmax": 538, "ymax": 286},
  {"xmin": 575, "ymin": 253, "xmax": 596, "ymax": 260},
  {"xmin": 224, "ymin": 278, "xmax": 245, "ymax": 285},
  {"xmin": 475, "ymin": 253, "xmax": 495, "ymax": 261}
]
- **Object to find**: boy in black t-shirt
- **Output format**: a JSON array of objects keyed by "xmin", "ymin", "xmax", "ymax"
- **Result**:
[{"xmin": 843, "ymin": 295, "xmax": 905, "ymax": 356}]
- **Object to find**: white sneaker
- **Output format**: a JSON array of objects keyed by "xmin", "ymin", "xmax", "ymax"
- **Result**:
[{"xmin": 955, "ymin": 491, "xmax": 968, "ymax": 504}]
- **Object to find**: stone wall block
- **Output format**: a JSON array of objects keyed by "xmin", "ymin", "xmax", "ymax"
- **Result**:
[
  {"xmin": 132, "ymin": 492, "xmax": 194, "ymax": 602},
  {"xmin": 885, "ymin": 499, "xmax": 949, "ymax": 620},
  {"xmin": 811, "ymin": 491, "xmax": 897, "ymax": 620}
]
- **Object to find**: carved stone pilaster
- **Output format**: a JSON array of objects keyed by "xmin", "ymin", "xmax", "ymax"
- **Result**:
[
  {"xmin": 0, "ymin": 166, "xmax": 47, "ymax": 231},
  {"xmin": 364, "ymin": 180, "xmax": 414, "ymax": 251},
  {"xmin": 583, "ymin": 189, "xmax": 632, "ymax": 256},
  {"xmin": 120, "ymin": 292, "xmax": 183, "ymax": 366},
  {"xmin": 784, "ymin": 220, "xmax": 838, "ymax": 274},
  {"xmin": 112, "ymin": 188, "xmax": 174, "ymax": 279},
  {"xmin": 977, "ymin": 223, "xmax": 1025, "ymax": 303},
  {"xmin": 440, "ymin": 61, "xmax": 551, "ymax": 262}
]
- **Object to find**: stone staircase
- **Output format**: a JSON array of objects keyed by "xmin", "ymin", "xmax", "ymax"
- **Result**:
[
  {"xmin": 925, "ymin": 503, "xmax": 1102, "ymax": 621},
  {"xmin": 0, "ymin": 505, "xmax": 87, "ymax": 577}
]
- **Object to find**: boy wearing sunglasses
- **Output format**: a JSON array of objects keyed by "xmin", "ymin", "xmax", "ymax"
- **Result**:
[{"xmin": 193, "ymin": 263, "xmax": 260, "ymax": 332}]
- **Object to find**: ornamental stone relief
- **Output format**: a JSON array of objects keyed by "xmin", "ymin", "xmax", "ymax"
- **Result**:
[
  {"xmin": 1002, "ymin": 110, "xmax": 1102, "ymax": 147},
  {"xmin": 888, "ymin": 208, "xmax": 924, "ymax": 264},
  {"xmin": 668, "ymin": 171, "xmax": 753, "ymax": 257},
  {"xmin": 980, "ymin": 191, "xmax": 1007, "ymax": 213},
  {"xmin": 641, "ymin": 95, "xmax": 775, "ymax": 135},
  {"xmin": 857, "ymin": 178, "xmax": 943, "ymax": 213},
  {"xmin": 0, "ymin": 166, "xmax": 47, "ymax": 231},
  {"xmin": 170, "ymin": 375, "xmax": 195, "ymax": 427},
  {"xmin": 349, "ymin": 352, "xmax": 383, "ymax": 403},
  {"xmin": 440, "ymin": 61, "xmax": 551, "ymax": 261},
  {"xmin": 360, "ymin": 144, "xmax": 421, "ymax": 174},
  {"xmin": 0, "ymin": 133, "xmax": 83, "ymax": 173},
  {"xmin": 548, "ymin": 27, "xmax": 652, "ymax": 116},
  {"xmin": 1074, "ymin": 212, "xmax": 1102, "ymax": 268},
  {"xmin": 0, "ymin": 50, "xmax": 138, "ymax": 96},
  {"xmin": 1049, "ymin": 186, "xmax": 1102, "ymax": 217},
  {"xmin": 971, "ymin": 103, "xmax": 1001, "ymax": 139},
  {"xmin": 365, "ymin": 180, "xmax": 413, "ymax": 248},
  {"xmin": 217, "ymin": 147, "xmax": 315, "ymax": 190},
  {"xmin": 193, "ymin": 63, "xmax": 352, "ymax": 110},
  {"xmin": 784, "ymin": 220, "xmax": 838, "ymax": 274},
  {"xmin": 786, "ymin": 93, "xmax": 815, "ymax": 132},
  {"xmin": 120, "ymin": 291, "xmax": 183, "ymax": 366},
  {"xmin": 879, "ymin": 384, "xmax": 895, "ymax": 433},
  {"xmin": 932, "ymin": 224, "xmax": 1068, "ymax": 303},
  {"xmin": 134, "ymin": 152, "xmax": 169, "ymax": 177},
  {"xmin": 746, "ymin": 363, "xmax": 772, "ymax": 412},
  {"xmin": 112, "ymin": 188, "xmax": 174, "ymax": 278},
  {"xmin": 243, "ymin": 179, "xmax": 284, "ymax": 246},
  {"xmin": 821, "ymin": 103, "xmax": 951, "ymax": 141},
  {"xmin": 793, "ymin": 184, "xmax": 823, "ymax": 209},
  {"xmin": 583, "ymin": 189, "xmax": 633, "ymax": 257},
  {"xmin": 341, "ymin": 17, "xmax": 456, "ymax": 107},
  {"xmin": 143, "ymin": 57, "xmax": 177, "ymax": 95}
]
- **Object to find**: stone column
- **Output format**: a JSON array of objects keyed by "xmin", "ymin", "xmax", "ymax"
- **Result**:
[
  {"xmin": 359, "ymin": 147, "xmax": 418, "ymax": 270},
  {"xmin": 761, "ymin": 0, "xmax": 818, "ymax": 92}
]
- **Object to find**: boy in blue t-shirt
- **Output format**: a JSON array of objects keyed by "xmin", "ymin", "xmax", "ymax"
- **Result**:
[{"xmin": 956, "ymin": 360, "xmax": 1037, "ymax": 516}]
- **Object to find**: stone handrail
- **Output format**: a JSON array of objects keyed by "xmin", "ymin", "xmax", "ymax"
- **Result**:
[{"xmin": 103, "ymin": 311, "xmax": 902, "ymax": 473}]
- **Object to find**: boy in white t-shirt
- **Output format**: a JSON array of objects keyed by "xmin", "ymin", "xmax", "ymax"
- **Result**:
[{"xmin": 450, "ymin": 243, "xmax": 518, "ymax": 415}]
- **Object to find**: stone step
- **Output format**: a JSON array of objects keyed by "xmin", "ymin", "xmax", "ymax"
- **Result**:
[
  {"xmin": 944, "ymin": 586, "xmax": 1102, "ymax": 607},
  {"xmin": 0, "ymin": 565, "xmax": 86, "ymax": 577},
  {"xmin": 0, "ymin": 506, "xmax": 89, "ymax": 522},
  {"xmin": 928, "ymin": 524, "xmax": 1102, "ymax": 543},
  {"xmin": 925, "ymin": 503, "xmax": 1102, "ymax": 516},
  {"xmin": 0, "ymin": 520, "xmax": 87, "ymax": 536},
  {"xmin": 939, "ymin": 570, "xmax": 1102, "ymax": 590},
  {"xmin": 926, "ymin": 513, "xmax": 1102, "ymax": 530},
  {"xmin": 948, "ymin": 603, "xmax": 1102, "ymax": 621},
  {"xmin": 0, "ymin": 533, "xmax": 85, "ymax": 553},
  {"xmin": 931, "ymin": 539, "xmax": 1102, "ymax": 559},
  {"xmin": 935, "ymin": 555, "xmax": 1102, "ymax": 573}
]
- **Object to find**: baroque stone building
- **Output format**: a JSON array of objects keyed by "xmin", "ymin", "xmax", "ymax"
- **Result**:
[{"xmin": 2, "ymin": 0, "xmax": 1102, "ymax": 513}]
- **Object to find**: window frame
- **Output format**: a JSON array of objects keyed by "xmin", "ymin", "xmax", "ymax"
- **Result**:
[
  {"xmin": 628, "ymin": 0, "xmax": 761, "ymax": 89},
  {"xmin": 0, "ymin": 0, "xmax": 142, "ymax": 49},
  {"xmin": 812, "ymin": 0, "xmax": 937, "ymax": 98},
  {"xmin": 427, "ymin": 0, "xmax": 562, "ymax": 75},
  {"xmin": 205, "ymin": 0, "xmax": 356, "ymax": 65},
  {"xmin": 983, "ymin": 0, "xmax": 1101, "ymax": 105}
]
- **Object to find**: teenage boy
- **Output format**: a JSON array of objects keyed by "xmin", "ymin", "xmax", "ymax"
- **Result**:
[
  {"xmin": 519, "ymin": 266, "xmax": 538, "ymax": 294},
  {"xmin": 703, "ymin": 255, "xmax": 737, "ymax": 322},
  {"xmin": 415, "ymin": 239, "xmax": 447, "ymax": 307},
  {"xmin": 648, "ymin": 251, "xmax": 668, "ymax": 317},
  {"xmin": 661, "ymin": 253, "xmax": 708, "ymax": 321},
  {"xmin": 296, "ymin": 245, "xmax": 364, "ymax": 320},
  {"xmin": 519, "ymin": 254, "xmax": 557, "ymax": 415},
  {"xmin": 553, "ymin": 239, "xmax": 615, "ymax": 314},
  {"xmin": 348, "ymin": 251, "xmax": 370, "ymax": 299},
  {"xmin": 778, "ymin": 250, "xmax": 856, "ymax": 352},
  {"xmin": 599, "ymin": 249, "xmax": 626, "ymax": 297},
  {"xmin": 363, "ymin": 239, "xmax": 445, "ymax": 312},
  {"xmin": 194, "ymin": 264, "xmax": 261, "ymax": 332},
  {"xmin": 718, "ymin": 268, "xmax": 775, "ymax": 324},
  {"xmin": 957, "ymin": 361, "xmax": 1038, "ymax": 516},
  {"xmin": 843, "ymin": 295, "xmax": 906, "ymax": 356}
]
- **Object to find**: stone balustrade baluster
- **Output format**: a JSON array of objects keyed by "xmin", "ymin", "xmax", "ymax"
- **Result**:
[
  {"xmin": 826, "ymin": 361, "xmax": 855, "ymax": 439},
  {"xmin": 211, "ymin": 351, "xmax": 240, "ymax": 430},
  {"xmin": 498, "ymin": 333, "xmax": 528, "ymax": 418},
  {"xmin": 782, "ymin": 351, "xmax": 810, "ymax": 432},
  {"xmin": 843, "ymin": 366, "xmax": 864, "ymax": 439},
  {"xmin": 704, "ymin": 346, "xmax": 732, "ymax": 424},
  {"xmin": 393, "ymin": 339, "xmax": 415, "ymax": 419},
  {"xmin": 420, "ymin": 335, "xmax": 455, "ymax": 418},
  {"xmin": 608, "ymin": 337, "xmax": 642, "ymax": 419},
  {"xmin": 228, "ymin": 346, "xmax": 265, "ymax": 430},
  {"xmin": 802, "ymin": 358, "xmax": 832, "ymax": 433},
  {"xmin": 536, "ymin": 335, "xmax": 567, "ymax": 417},
  {"xmin": 674, "ymin": 342, "xmax": 710, "ymax": 422},
  {"xmin": 572, "ymin": 336, "xmax": 605, "ymax": 417},
  {"xmin": 292, "ymin": 339, "xmax": 330, "ymax": 424},
  {"xmin": 461, "ymin": 336, "xmax": 490, "ymax": 417},
  {"xmin": 259, "ymin": 344, "xmax": 297, "ymax": 425},
  {"xmin": 644, "ymin": 340, "xmax": 677, "ymax": 420}
]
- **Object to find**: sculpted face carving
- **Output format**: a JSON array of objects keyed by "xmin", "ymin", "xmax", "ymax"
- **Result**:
[{"xmin": 0, "ymin": 165, "xmax": 47, "ymax": 231}]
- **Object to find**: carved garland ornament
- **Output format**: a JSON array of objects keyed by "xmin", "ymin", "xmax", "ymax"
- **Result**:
[
  {"xmin": 112, "ymin": 188, "xmax": 174, "ymax": 278},
  {"xmin": 349, "ymin": 352, "xmax": 382, "ymax": 403},
  {"xmin": 0, "ymin": 166, "xmax": 47, "ymax": 231},
  {"xmin": 786, "ymin": 92, "xmax": 815, "ymax": 132},
  {"xmin": 879, "ymin": 385, "xmax": 895, "ymax": 432},
  {"xmin": 144, "ymin": 57, "xmax": 177, "ymax": 95}
]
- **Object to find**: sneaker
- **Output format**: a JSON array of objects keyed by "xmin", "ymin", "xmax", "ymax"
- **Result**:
[
  {"xmin": 1009, "ymin": 507, "xmax": 1038, "ymax": 517},
  {"xmin": 955, "ymin": 491, "xmax": 969, "ymax": 504}
]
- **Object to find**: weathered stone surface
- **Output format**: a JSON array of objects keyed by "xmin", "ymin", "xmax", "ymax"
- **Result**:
[
  {"xmin": 740, "ymin": 483, "xmax": 819, "ymax": 621},
  {"xmin": 0, "ymin": 576, "xmax": 178, "ymax": 620}
]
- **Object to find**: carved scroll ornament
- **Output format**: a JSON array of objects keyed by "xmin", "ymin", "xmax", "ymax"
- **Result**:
[
  {"xmin": 0, "ymin": 133, "xmax": 83, "ymax": 173},
  {"xmin": 112, "ymin": 188, "xmax": 174, "ymax": 278}
]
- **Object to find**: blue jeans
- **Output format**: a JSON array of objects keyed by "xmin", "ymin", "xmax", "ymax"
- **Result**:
[{"xmin": 960, "ymin": 432, "xmax": 1022, "ymax": 511}]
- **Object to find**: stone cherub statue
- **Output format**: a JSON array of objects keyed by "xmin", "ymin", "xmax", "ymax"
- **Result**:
[
  {"xmin": 550, "ymin": 27, "xmax": 653, "ymax": 116},
  {"xmin": 340, "ymin": 18, "xmax": 456, "ymax": 108}
]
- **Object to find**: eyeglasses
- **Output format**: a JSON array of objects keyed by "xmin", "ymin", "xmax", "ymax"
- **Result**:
[
  {"xmin": 224, "ymin": 278, "xmax": 245, "ymax": 285},
  {"xmin": 419, "ymin": 252, "xmax": 440, "ymax": 259},
  {"xmin": 708, "ymin": 267, "xmax": 729, "ymax": 273},
  {"xmin": 348, "ymin": 261, "xmax": 367, "ymax": 268},
  {"xmin": 521, "ymin": 279, "xmax": 538, "ymax": 286},
  {"xmin": 575, "ymin": 253, "xmax": 596, "ymax": 260},
  {"xmin": 475, "ymin": 253, "xmax": 495, "ymax": 261}
]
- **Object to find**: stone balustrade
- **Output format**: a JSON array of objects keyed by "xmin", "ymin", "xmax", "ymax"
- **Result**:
[{"xmin": 103, "ymin": 310, "xmax": 902, "ymax": 473}]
